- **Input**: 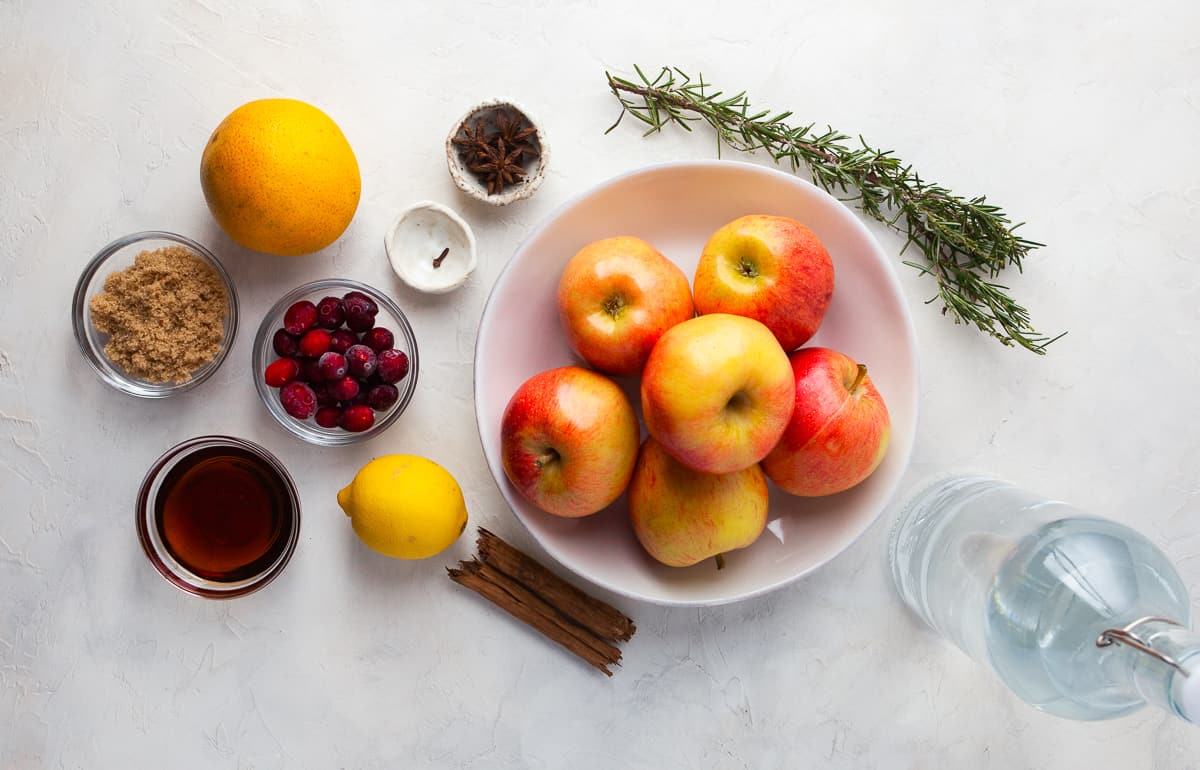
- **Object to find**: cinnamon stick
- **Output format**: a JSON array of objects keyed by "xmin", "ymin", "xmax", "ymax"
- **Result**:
[
  {"xmin": 476, "ymin": 528, "xmax": 636, "ymax": 642},
  {"xmin": 448, "ymin": 559, "xmax": 616, "ymax": 676}
]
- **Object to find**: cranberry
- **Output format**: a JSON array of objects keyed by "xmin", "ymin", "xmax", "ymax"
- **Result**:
[
  {"xmin": 301, "ymin": 358, "xmax": 323, "ymax": 384},
  {"xmin": 342, "ymin": 292, "xmax": 378, "ymax": 332},
  {"xmin": 299, "ymin": 328, "xmax": 332, "ymax": 357},
  {"xmin": 314, "ymin": 406, "xmax": 342, "ymax": 428},
  {"xmin": 376, "ymin": 349, "xmax": 409, "ymax": 383},
  {"xmin": 344, "ymin": 344, "xmax": 377, "ymax": 378},
  {"xmin": 342, "ymin": 290, "xmax": 379, "ymax": 316},
  {"xmin": 366, "ymin": 384, "xmax": 400, "ymax": 411},
  {"xmin": 264, "ymin": 357, "xmax": 301, "ymax": 388},
  {"xmin": 313, "ymin": 383, "xmax": 337, "ymax": 407},
  {"xmin": 345, "ymin": 311, "xmax": 375, "ymax": 333},
  {"xmin": 317, "ymin": 351, "xmax": 348, "ymax": 380},
  {"xmin": 362, "ymin": 327, "xmax": 395, "ymax": 352},
  {"xmin": 340, "ymin": 404, "xmax": 375, "ymax": 432},
  {"xmin": 279, "ymin": 381, "xmax": 317, "ymax": 419},
  {"xmin": 327, "ymin": 375, "xmax": 360, "ymax": 402},
  {"xmin": 351, "ymin": 387, "xmax": 371, "ymax": 406},
  {"xmin": 329, "ymin": 329, "xmax": 358, "ymax": 354},
  {"xmin": 316, "ymin": 296, "xmax": 345, "ymax": 329},
  {"xmin": 272, "ymin": 329, "xmax": 300, "ymax": 357},
  {"xmin": 283, "ymin": 301, "xmax": 318, "ymax": 335}
]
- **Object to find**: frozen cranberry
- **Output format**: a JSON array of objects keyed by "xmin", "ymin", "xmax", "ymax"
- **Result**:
[
  {"xmin": 313, "ymin": 383, "xmax": 337, "ymax": 407},
  {"xmin": 316, "ymin": 296, "xmax": 345, "ymax": 329},
  {"xmin": 342, "ymin": 290, "xmax": 378, "ymax": 316},
  {"xmin": 283, "ymin": 301, "xmax": 318, "ymax": 335},
  {"xmin": 279, "ymin": 381, "xmax": 317, "ymax": 419},
  {"xmin": 299, "ymin": 328, "xmax": 332, "ymax": 357},
  {"xmin": 376, "ymin": 349, "xmax": 409, "ymax": 383},
  {"xmin": 344, "ymin": 344, "xmax": 377, "ymax": 378},
  {"xmin": 317, "ymin": 351, "xmax": 348, "ymax": 380},
  {"xmin": 301, "ymin": 358, "xmax": 323, "ymax": 384},
  {"xmin": 272, "ymin": 329, "xmax": 300, "ymax": 357},
  {"xmin": 366, "ymin": 384, "xmax": 400, "ymax": 411},
  {"xmin": 340, "ymin": 404, "xmax": 375, "ymax": 432},
  {"xmin": 342, "ymin": 292, "xmax": 378, "ymax": 332},
  {"xmin": 361, "ymin": 327, "xmax": 395, "ymax": 352},
  {"xmin": 314, "ymin": 406, "xmax": 342, "ymax": 428},
  {"xmin": 264, "ymin": 357, "xmax": 301, "ymax": 388},
  {"xmin": 329, "ymin": 329, "xmax": 357, "ymax": 354},
  {"xmin": 345, "ymin": 311, "xmax": 375, "ymax": 333},
  {"xmin": 327, "ymin": 375, "xmax": 360, "ymax": 402}
]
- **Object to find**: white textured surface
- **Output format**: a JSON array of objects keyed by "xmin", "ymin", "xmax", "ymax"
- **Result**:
[{"xmin": 3, "ymin": 0, "xmax": 1200, "ymax": 767}]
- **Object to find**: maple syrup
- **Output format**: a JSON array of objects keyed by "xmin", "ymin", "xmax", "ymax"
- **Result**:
[{"xmin": 153, "ymin": 444, "xmax": 294, "ymax": 582}]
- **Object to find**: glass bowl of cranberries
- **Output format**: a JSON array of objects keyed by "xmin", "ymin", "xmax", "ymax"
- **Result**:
[{"xmin": 253, "ymin": 279, "xmax": 419, "ymax": 446}]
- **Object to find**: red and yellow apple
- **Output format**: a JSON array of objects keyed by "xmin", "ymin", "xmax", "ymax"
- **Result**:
[
  {"xmin": 556, "ymin": 236, "xmax": 694, "ymax": 376},
  {"xmin": 762, "ymin": 347, "xmax": 891, "ymax": 497},
  {"xmin": 628, "ymin": 436, "xmax": 769, "ymax": 568},
  {"xmin": 501, "ymin": 366, "xmax": 640, "ymax": 518},
  {"xmin": 693, "ymin": 214, "xmax": 834, "ymax": 352},
  {"xmin": 641, "ymin": 313, "xmax": 794, "ymax": 475}
]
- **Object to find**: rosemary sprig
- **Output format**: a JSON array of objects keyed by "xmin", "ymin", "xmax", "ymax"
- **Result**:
[{"xmin": 605, "ymin": 65, "xmax": 1063, "ymax": 354}]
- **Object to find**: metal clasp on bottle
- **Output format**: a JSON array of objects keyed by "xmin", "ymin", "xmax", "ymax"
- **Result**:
[{"xmin": 1097, "ymin": 616, "xmax": 1188, "ymax": 674}]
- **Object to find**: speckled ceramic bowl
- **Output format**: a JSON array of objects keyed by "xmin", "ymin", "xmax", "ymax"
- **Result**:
[{"xmin": 445, "ymin": 99, "xmax": 548, "ymax": 206}]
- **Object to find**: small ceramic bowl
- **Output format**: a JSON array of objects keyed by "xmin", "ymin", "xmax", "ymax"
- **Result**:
[
  {"xmin": 445, "ymin": 99, "xmax": 548, "ymax": 206},
  {"xmin": 253, "ymin": 279, "xmax": 419, "ymax": 446},
  {"xmin": 384, "ymin": 201, "xmax": 477, "ymax": 293},
  {"xmin": 72, "ymin": 231, "xmax": 239, "ymax": 398}
]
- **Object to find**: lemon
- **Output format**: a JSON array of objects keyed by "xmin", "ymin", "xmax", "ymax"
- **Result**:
[
  {"xmin": 337, "ymin": 455, "xmax": 468, "ymax": 559},
  {"xmin": 200, "ymin": 98, "xmax": 361, "ymax": 256}
]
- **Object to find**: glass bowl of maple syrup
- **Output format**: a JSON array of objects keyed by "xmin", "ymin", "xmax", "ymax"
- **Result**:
[{"xmin": 136, "ymin": 435, "xmax": 301, "ymax": 598}]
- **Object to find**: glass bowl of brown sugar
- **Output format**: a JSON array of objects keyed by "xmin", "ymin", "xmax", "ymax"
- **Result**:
[{"xmin": 72, "ymin": 231, "xmax": 239, "ymax": 398}]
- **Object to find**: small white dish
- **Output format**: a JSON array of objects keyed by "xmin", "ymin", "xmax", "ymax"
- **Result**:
[
  {"xmin": 385, "ymin": 201, "xmax": 477, "ymax": 294},
  {"xmin": 445, "ymin": 99, "xmax": 548, "ymax": 206},
  {"xmin": 473, "ymin": 160, "xmax": 920, "ymax": 607}
]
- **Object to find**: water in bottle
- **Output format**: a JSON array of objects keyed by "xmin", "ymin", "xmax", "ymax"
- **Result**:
[{"xmin": 890, "ymin": 474, "xmax": 1200, "ymax": 723}]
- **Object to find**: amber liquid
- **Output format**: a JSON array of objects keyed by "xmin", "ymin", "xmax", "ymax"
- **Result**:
[{"xmin": 154, "ymin": 446, "xmax": 294, "ymax": 582}]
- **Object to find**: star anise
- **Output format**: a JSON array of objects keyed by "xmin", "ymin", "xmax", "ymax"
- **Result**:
[
  {"xmin": 491, "ymin": 108, "xmax": 538, "ymax": 161},
  {"xmin": 467, "ymin": 137, "xmax": 527, "ymax": 195},
  {"xmin": 451, "ymin": 119, "xmax": 491, "ymax": 162}
]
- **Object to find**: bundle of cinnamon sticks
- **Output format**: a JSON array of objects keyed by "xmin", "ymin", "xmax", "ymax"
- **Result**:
[{"xmin": 448, "ymin": 528, "xmax": 636, "ymax": 676}]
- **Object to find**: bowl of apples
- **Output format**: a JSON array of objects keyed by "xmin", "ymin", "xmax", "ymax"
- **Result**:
[{"xmin": 474, "ymin": 160, "xmax": 918, "ymax": 606}]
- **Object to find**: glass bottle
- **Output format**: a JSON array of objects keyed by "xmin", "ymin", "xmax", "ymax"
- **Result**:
[{"xmin": 889, "ymin": 474, "xmax": 1200, "ymax": 723}]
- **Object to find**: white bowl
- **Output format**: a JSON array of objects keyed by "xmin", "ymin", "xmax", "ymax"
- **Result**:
[
  {"xmin": 474, "ymin": 160, "xmax": 919, "ymax": 606},
  {"xmin": 385, "ymin": 201, "xmax": 477, "ymax": 294}
]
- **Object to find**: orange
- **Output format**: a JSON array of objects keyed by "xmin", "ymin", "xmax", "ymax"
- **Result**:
[{"xmin": 200, "ymin": 98, "xmax": 361, "ymax": 256}]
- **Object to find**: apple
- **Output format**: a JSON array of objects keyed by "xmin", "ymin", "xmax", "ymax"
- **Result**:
[
  {"xmin": 556, "ymin": 235, "xmax": 694, "ymax": 375},
  {"xmin": 693, "ymin": 214, "xmax": 834, "ymax": 351},
  {"xmin": 501, "ymin": 366, "xmax": 640, "ymax": 518},
  {"xmin": 628, "ymin": 436, "xmax": 769, "ymax": 568},
  {"xmin": 641, "ymin": 313, "xmax": 794, "ymax": 475},
  {"xmin": 761, "ymin": 347, "xmax": 891, "ymax": 497}
]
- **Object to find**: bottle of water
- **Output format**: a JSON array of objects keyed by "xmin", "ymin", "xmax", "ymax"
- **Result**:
[{"xmin": 889, "ymin": 474, "xmax": 1200, "ymax": 723}]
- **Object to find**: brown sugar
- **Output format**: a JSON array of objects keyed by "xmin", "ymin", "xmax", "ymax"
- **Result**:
[{"xmin": 89, "ymin": 246, "xmax": 229, "ymax": 383}]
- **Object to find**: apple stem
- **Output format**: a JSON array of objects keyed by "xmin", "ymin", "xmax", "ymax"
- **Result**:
[
  {"xmin": 535, "ymin": 449, "xmax": 560, "ymax": 469},
  {"xmin": 715, "ymin": 553, "xmax": 726, "ymax": 570},
  {"xmin": 603, "ymin": 294, "xmax": 625, "ymax": 319},
  {"xmin": 850, "ymin": 363, "xmax": 868, "ymax": 394}
]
